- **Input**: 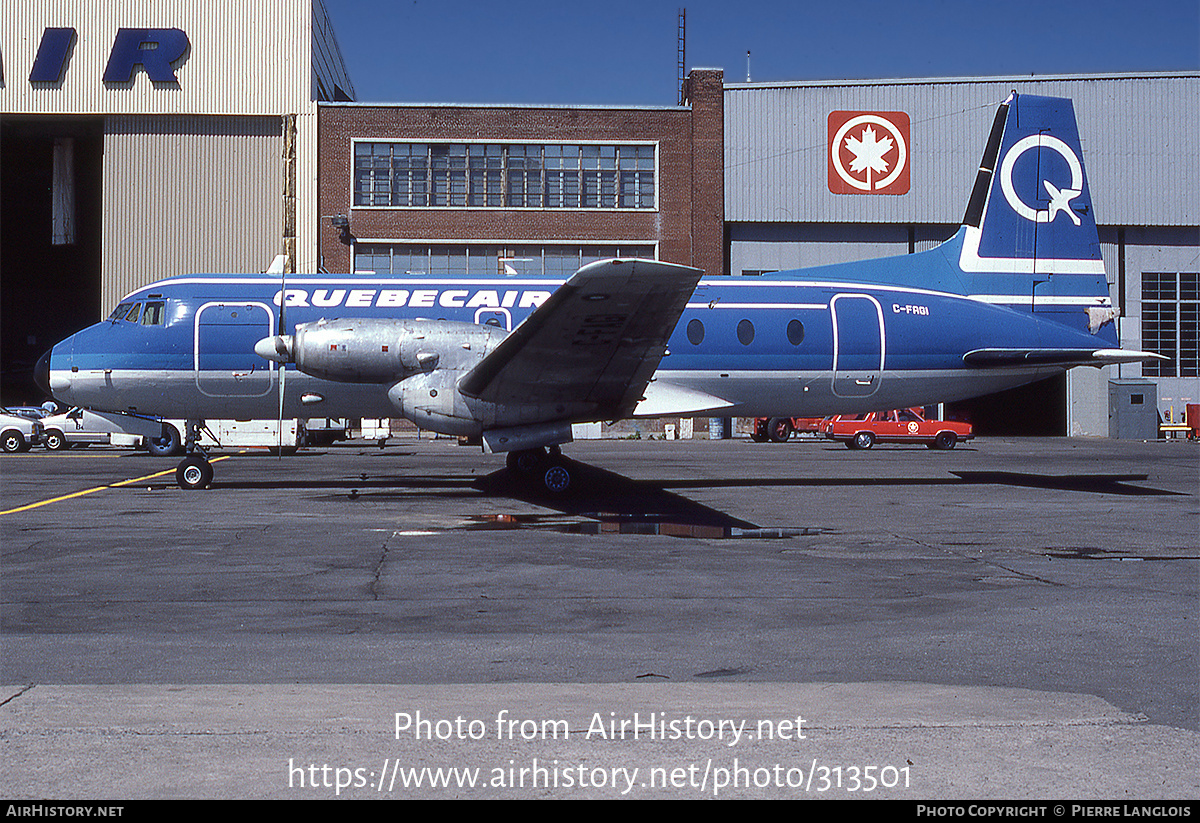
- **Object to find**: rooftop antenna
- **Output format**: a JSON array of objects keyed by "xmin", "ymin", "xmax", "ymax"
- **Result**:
[
  {"xmin": 746, "ymin": 50, "xmax": 751, "ymax": 82},
  {"xmin": 677, "ymin": 8, "xmax": 686, "ymax": 104}
]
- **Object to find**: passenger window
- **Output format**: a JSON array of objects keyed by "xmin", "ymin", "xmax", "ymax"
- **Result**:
[
  {"xmin": 141, "ymin": 302, "xmax": 165, "ymax": 326},
  {"xmin": 787, "ymin": 319, "xmax": 805, "ymax": 346},
  {"xmin": 124, "ymin": 303, "xmax": 142, "ymax": 323},
  {"xmin": 737, "ymin": 318, "xmax": 755, "ymax": 345},
  {"xmin": 686, "ymin": 318, "xmax": 705, "ymax": 345}
]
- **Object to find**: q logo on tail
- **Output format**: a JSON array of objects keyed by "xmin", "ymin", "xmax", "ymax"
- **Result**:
[{"xmin": 999, "ymin": 135, "xmax": 1084, "ymax": 226}]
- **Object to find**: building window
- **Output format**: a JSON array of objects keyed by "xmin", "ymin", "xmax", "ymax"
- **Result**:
[
  {"xmin": 354, "ymin": 244, "xmax": 655, "ymax": 277},
  {"xmin": 1142, "ymin": 272, "xmax": 1199, "ymax": 377},
  {"xmin": 353, "ymin": 142, "xmax": 656, "ymax": 209}
]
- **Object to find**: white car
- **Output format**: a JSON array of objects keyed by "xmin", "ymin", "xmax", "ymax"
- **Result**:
[
  {"xmin": 0, "ymin": 412, "xmax": 43, "ymax": 452},
  {"xmin": 40, "ymin": 407, "xmax": 173, "ymax": 452}
]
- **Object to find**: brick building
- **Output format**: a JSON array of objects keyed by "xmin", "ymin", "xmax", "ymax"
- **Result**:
[{"xmin": 316, "ymin": 69, "xmax": 724, "ymax": 284}]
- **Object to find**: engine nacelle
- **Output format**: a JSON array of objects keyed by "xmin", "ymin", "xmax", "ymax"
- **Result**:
[
  {"xmin": 388, "ymin": 370, "xmax": 484, "ymax": 436},
  {"xmin": 258, "ymin": 318, "xmax": 505, "ymax": 384},
  {"xmin": 257, "ymin": 316, "xmax": 582, "ymax": 448}
]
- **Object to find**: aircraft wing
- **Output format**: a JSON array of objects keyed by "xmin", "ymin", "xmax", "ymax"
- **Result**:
[
  {"xmin": 963, "ymin": 348, "xmax": 1168, "ymax": 368},
  {"xmin": 458, "ymin": 258, "xmax": 704, "ymax": 421}
]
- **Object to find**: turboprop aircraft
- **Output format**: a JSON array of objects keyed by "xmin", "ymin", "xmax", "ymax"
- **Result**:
[{"xmin": 36, "ymin": 93, "xmax": 1162, "ymax": 492}]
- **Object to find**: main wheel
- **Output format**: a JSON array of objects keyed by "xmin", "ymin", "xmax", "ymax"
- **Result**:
[
  {"xmin": 507, "ymin": 448, "xmax": 547, "ymax": 474},
  {"xmin": 542, "ymin": 462, "xmax": 572, "ymax": 494},
  {"xmin": 175, "ymin": 455, "xmax": 213, "ymax": 490},
  {"xmin": 767, "ymin": 418, "xmax": 793, "ymax": 443},
  {"xmin": 44, "ymin": 430, "xmax": 69, "ymax": 451}
]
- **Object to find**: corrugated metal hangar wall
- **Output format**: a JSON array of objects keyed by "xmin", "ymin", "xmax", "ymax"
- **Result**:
[{"xmin": 1, "ymin": 0, "xmax": 354, "ymax": 401}]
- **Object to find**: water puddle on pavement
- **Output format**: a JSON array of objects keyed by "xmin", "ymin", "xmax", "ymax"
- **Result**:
[{"xmin": 460, "ymin": 513, "xmax": 831, "ymax": 539}]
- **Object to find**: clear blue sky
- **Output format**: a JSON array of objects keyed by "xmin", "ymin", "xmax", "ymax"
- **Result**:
[{"xmin": 323, "ymin": 0, "xmax": 1199, "ymax": 106}]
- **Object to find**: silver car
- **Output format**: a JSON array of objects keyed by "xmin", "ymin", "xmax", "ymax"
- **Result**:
[{"xmin": 0, "ymin": 412, "xmax": 43, "ymax": 452}]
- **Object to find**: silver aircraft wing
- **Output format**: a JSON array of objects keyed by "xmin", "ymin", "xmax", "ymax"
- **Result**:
[{"xmin": 458, "ymin": 258, "xmax": 704, "ymax": 421}]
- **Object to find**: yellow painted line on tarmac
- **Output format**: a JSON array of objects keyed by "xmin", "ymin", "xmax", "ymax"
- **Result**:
[{"xmin": 0, "ymin": 455, "xmax": 236, "ymax": 516}]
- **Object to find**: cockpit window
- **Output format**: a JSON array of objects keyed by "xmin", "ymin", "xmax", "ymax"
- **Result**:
[
  {"xmin": 124, "ymin": 303, "xmax": 143, "ymax": 323},
  {"xmin": 109, "ymin": 302, "xmax": 133, "ymax": 321},
  {"xmin": 141, "ymin": 301, "xmax": 165, "ymax": 325}
]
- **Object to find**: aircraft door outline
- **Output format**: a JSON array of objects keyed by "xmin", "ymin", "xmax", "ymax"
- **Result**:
[
  {"xmin": 831, "ymin": 293, "xmax": 885, "ymax": 398},
  {"xmin": 194, "ymin": 302, "xmax": 276, "ymax": 397}
]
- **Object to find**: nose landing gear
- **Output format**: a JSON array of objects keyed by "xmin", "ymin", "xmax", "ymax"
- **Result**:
[{"xmin": 174, "ymin": 420, "xmax": 213, "ymax": 489}]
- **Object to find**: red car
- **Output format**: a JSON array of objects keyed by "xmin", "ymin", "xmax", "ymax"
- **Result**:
[{"xmin": 823, "ymin": 408, "xmax": 973, "ymax": 450}]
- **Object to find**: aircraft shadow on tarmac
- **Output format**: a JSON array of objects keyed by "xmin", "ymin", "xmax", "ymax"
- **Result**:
[
  {"xmin": 650, "ymin": 471, "xmax": 1183, "ymax": 497},
  {"xmin": 210, "ymin": 454, "xmax": 757, "ymax": 532},
  {"xmin": 205, "ymin": 452, "xmax": 1184, "ymax": 539},
  {"xmin": 473, "ymin": 458, "xmax": 760, "ymax": 533}
]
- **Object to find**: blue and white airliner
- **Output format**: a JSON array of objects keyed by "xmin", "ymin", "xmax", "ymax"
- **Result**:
[{"xmin": 36, "ymin": 93, "xmax": 1161, "ymax": 491}]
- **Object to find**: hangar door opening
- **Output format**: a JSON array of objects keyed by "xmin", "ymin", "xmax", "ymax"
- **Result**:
[
  {"xmin": 1, "ymin": 117, "xmax": 103, "ymax": 404},
  {"xmin": 946, "ymin": 374, "xmax": 1068, "ymax": 436}
]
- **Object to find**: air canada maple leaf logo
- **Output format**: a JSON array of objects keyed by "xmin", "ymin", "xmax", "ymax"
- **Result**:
[{"xmin": 828, "ymin": 111, "xmax": 911, "ymax": 195}]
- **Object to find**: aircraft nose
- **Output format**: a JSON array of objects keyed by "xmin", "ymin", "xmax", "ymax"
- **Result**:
[{"xmin": 34, "ymin": 348, "xmax": 52, "ymax": 398}]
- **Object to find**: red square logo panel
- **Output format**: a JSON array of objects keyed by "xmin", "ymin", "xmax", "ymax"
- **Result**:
[{"xmin": 828, "ymin": 111, "xmax": 911, "ymax": 195}]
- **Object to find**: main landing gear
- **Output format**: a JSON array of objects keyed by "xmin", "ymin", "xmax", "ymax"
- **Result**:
[
  {"xmin": 175, "ymin": 420, "xmax": 213, "ymax": 490},
  {"xmin": 506, "ymin": 445, "xmax": 573, "ymax": 494}
]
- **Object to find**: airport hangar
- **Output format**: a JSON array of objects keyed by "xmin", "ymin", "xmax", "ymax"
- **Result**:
[
  {"xmin": 1, "ymin": 0, "xmax": 354, "ymax": 402},
  {"xmin": 3, "ymin": 0, "xmax": 1196, "ymax": 436}
]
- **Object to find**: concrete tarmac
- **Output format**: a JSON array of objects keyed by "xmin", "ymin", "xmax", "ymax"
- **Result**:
[{"xmin": 2, "ymin": 434, "xmax": 1196, "ymax": 799}]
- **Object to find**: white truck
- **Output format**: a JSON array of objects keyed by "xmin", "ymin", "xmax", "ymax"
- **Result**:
[
  {"xmin": 39, "ymin": 409, "xmax": 352, "ymax": 455},
  {"xmin": 40, "ymin": 407, "xmax": 162, "ymax": 451},
  {"xmin": 38, "ymin": 409, "xmax": 305, "ymax": 455}
]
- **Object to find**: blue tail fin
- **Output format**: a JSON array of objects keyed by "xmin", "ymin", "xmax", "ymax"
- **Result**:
[
  {"xmin": 960, "ymin": 92, "xmax": 1105, "ymax": 276},
  {"xmin": 948, "ymin": 92, "xmax": 1115, "ymax": 339}
]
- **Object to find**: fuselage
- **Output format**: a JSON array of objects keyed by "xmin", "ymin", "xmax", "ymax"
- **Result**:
[{"xmin": 43, "ymin": 233, "xmax": 1116, "ymax": 427}]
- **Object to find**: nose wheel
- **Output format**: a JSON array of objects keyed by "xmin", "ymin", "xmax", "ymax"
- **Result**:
[{"xmin": 175, "ymin": 454, "xmax": 213, "ymax": 490}]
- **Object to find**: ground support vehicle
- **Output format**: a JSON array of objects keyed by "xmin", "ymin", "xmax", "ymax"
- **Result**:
[
  {"xmin": 301, "ymin": 418, "xmax": 351, "ymax": 447},
  {"xmin": 39, "ymin": 409, "xmax": 306, "ymax": 456},
  {"xmin": 751, "ymin": 416, "xmax": 828, "ymax": 443},
  {"xmin": 823, "ymin": 409, "xmax": 973, "ymax": 450},
  {"xmin": 164, "ymin": 419, "xmax": 302, "ymax": 454},
  {"xmin": 40, "ymin": 407, "xmax": 168, "ymax": 451}
]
